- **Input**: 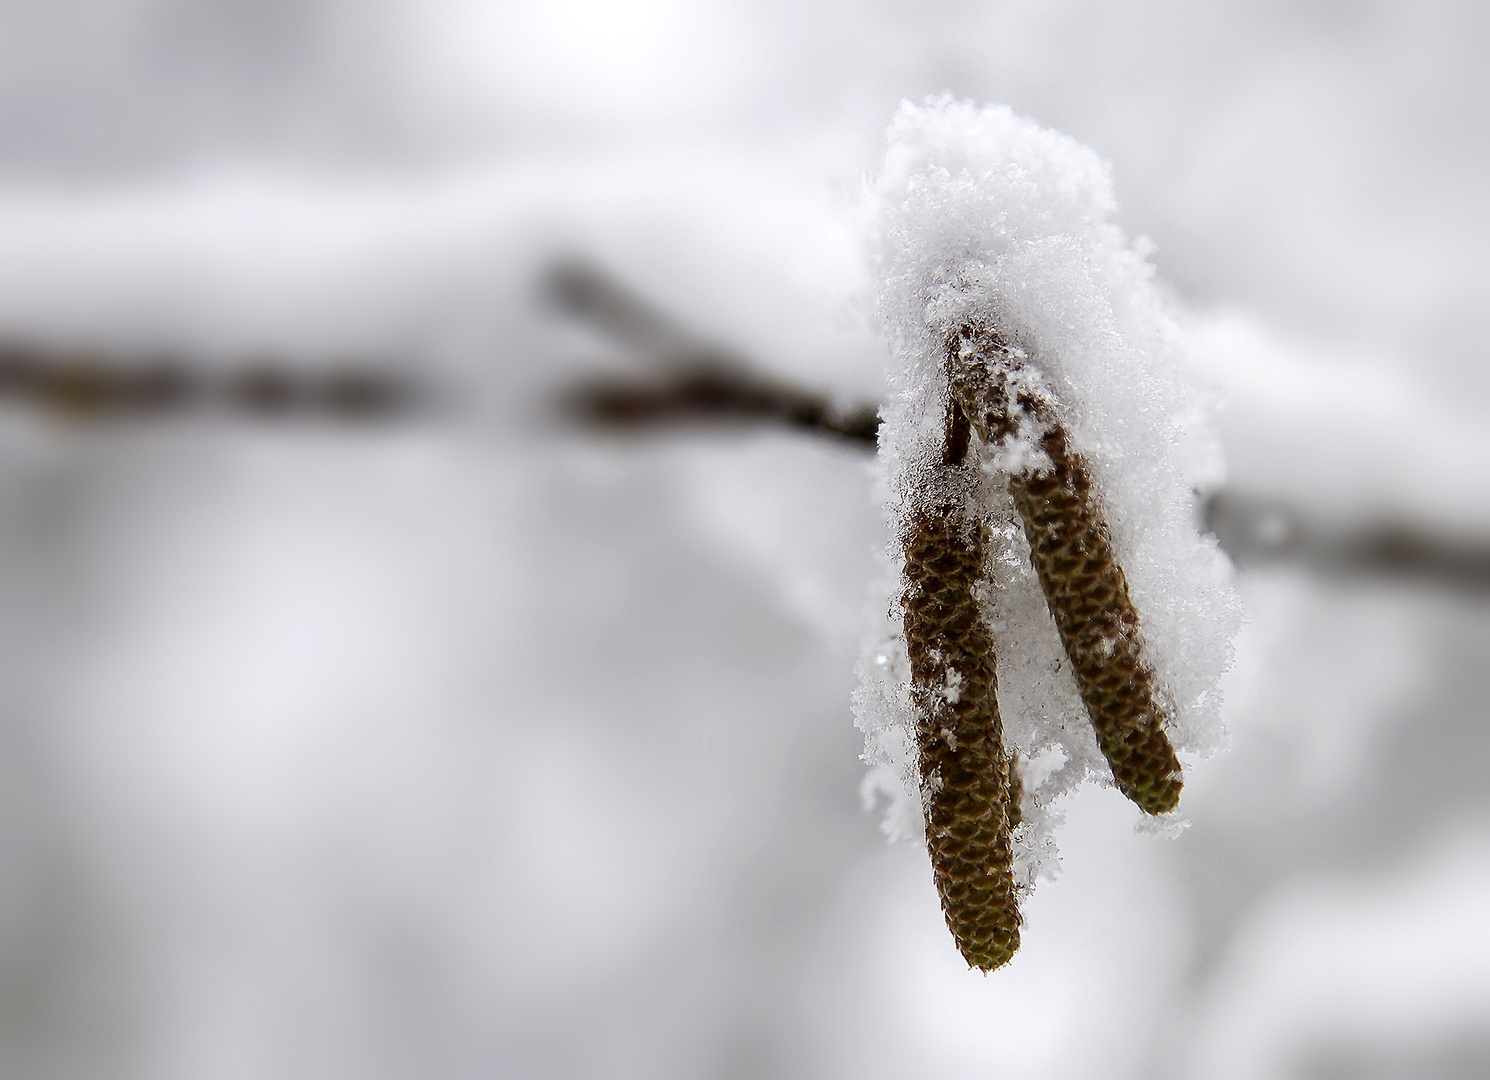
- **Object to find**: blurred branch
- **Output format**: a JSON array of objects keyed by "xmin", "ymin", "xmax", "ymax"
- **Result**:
[
  {"xmin": 0, "ymin": 341, "xmax": 421, "ymax": 423},
  {"xmin": 548, "ymin": 260, "xmax": 707, "ymax": 361},
  {"xmin": 557, "ymin": 366, "xmax": 880, "ymax": 448},
  {"xmin": 547, "ymin": 259, "xmax": 880, "ymax": 447},
  {"xmin": 2, "ymin": 260, "xmax": 1483, "ymax": 592},
  {"xmin": 1204, "ymin": 490, "xmax": 1490, "ymax": 592}
]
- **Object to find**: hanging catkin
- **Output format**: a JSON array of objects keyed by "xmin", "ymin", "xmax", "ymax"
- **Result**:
[
  {"xmin": 864, "ymin": 98, "xmax": 1242, "ymax": 977},
  {"xmin": 948, "ymin": 324, "xmax": 1183, "ymax": 815},
  {"xmin": 901, "ymin": 476, "xmax": 1022, "ymax": 971}
]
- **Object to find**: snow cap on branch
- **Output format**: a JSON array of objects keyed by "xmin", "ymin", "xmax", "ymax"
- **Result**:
[{"xmin": 855, "ymin": 96, "xmax": 1241, "ymax": 913}]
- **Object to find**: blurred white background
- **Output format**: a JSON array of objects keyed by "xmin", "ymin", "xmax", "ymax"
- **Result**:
[{"xmin": 0, "ymin": 2, "xmax": 1485, "ymax": 1078}]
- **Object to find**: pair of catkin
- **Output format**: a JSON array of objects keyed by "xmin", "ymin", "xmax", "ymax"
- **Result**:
[{"xmin": 902, "ymin": 323, "xmax": 1182, "ymax": 972}]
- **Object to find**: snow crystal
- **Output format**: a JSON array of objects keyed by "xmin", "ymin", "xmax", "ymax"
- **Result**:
[{"xmin": 853, "ymin": 96, "xmax": 1241, "ymax": 889}]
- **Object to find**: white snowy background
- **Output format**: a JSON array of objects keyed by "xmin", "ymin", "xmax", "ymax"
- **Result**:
[{"xmin": 0, "ymin": 2, "xmax": 1485, "ymax": 1078}]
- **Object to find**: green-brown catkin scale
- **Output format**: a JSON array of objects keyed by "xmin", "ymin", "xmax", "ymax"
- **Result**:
[
  {"xmin": 948, "ymin": 324, "xmax": 1183, "ymax": 815},
  {"xmin": 901, "ymin": 403, "xmax": 1023, "ymax": 971}
]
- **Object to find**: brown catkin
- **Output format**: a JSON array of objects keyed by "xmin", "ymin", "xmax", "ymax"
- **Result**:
[
  {"xmin": 902, "ymin": 491, "xmax": 1022, "ymax": 971},
  {"xmin": 949, "ymin": 325, "xmax": 1183, "ymax": 816}
]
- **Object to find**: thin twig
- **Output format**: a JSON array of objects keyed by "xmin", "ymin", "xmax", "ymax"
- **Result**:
[
  {"xmin": 557, "ymin": 366, "xmax": 880, "ymax": 446},
  {"xmin": 548, "ymin": 259, "xmax": 880, "ymax": 447}
]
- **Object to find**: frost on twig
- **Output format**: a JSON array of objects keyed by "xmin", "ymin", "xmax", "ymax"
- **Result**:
[{"xmin": 854, "ymin": 97, "xmax": 1241, "ymax": 971}]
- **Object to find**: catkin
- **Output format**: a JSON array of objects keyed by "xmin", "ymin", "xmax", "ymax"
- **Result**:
[
  {"xmin": 948, "ymin": 324, "xmax": 1183, "ymax": 815},
  {"xmin": 901, "ymin": 428, "xmax": 1022, "ymax": 971}
]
